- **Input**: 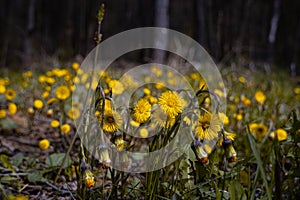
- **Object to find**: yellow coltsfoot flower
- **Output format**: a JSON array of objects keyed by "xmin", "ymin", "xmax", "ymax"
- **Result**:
[
  {"xmin": 55, "ymin": 85, "xmax": 71, "ymax": 100},
  {"xmin": 61, "ymin": 124, "xmax": 71, "ymax": 134},
  {"xmin": 33, "ymin": 99, "xmax": 44, "ymax": 109},
  {"xmin": 8, "ymin": 103, "xmax": 17, "ymax": 115},
  {"xmin": 39, "ymin": 139, "xmax": 50, "ymax": 150},
  {"xmin": 195, "ymin": 112, "xmax": 222, "ymax": 141},
  {"xmin": 255, "ymin": 90, "xmax": 266, "ymax": 104},
  {"xmin": 249, "ymin": 123, "xmax": 268, "ymax": 139},
  {"xmin": 98, "ymin": 110, "xmax": 122, "ymax": 133},
  {"xmin": 50, "ymin": 120, "xmax": 60, "ymax": 128},
  {"xmin": 269, "ymin": 128, "xmax": 287, "ymax": 141},
  {"xmin": 132, "ymin": 98, "xmax": 151, "ymax": 123},
  {"xmin": 158, "ymin": 90, "xmax": 184, "ymax": 118},
  {"xmin": 0, "ymin": 109, "xmax": 6, "ymax": 119},
  {"xmin": 5, "ymin": 88, "xmax": 16, "ymax": 101}
]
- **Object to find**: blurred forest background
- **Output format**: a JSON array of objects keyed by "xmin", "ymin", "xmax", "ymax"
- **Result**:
[{"xmin": 1, "ymin": 0, "xmax": 300, "ymax": 75}]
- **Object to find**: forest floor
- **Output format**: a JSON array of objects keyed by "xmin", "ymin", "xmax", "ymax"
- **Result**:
[{"xmin": 0, "ymin": 64, "xmax": 300, "ymax": 199}]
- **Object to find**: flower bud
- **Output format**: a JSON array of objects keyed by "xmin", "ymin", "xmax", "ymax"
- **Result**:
[
  {"xmin": 193, "ymin": 140, "xmax": 209, "ymax": 165},
  {"xmin": 225, "ymin": 144, "xmax": 237, "ymax": 163},
  {"xmin": 114, "ymin": 131, "xmax": 125, "ymax": 151},
  {"xmin": 47, "ymin": 109, "xmax": 53, "ymax": 117},
  {"xmin": 99, "ymin": 145, "xmax": 111, "ymax": 169},
  {"xmin": 83, "ymin": 170, "xmax": 95, "ymax": 188}
]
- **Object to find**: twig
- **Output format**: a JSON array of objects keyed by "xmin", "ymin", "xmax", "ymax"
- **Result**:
[{"xmin": 45, "ymin": 181, "xmax": 74, "ymax": 196}]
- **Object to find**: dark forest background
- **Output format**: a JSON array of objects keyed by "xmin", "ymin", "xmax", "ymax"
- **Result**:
[{"xmin": 1, "ymin": 0, "xmax": 300, "ymax": 74}]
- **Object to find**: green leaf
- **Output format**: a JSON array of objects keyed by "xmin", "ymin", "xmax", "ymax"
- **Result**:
[
  {"xmin": 0, "ymin": 154, "xmax": 12, "ymax": 169},
  {"xmin": 247, "ymin": 129, "xmax": 272, "ymax": 200},
  {"xmin": 45, "ymin": 153, "xmax": 72, "ymax": 168},
  {"xmin": 0, "ymin": 176, "xmax": 18, "ymax": 184},
  {"xmin": 27, "ymin": 172, "xmax": 46, "ymax": 183},
  {"xmin": 11, "ymin": 153, "xmax": 24, "ymax": 167},
  {"xmin": 0, "ymin": 119, "xmax": 18, "ymax": 129},
  {"xmin": 229, "ymin": 182, "xmax": 236, "ymax": 200}
]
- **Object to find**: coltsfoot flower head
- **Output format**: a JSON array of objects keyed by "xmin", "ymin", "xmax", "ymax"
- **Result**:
[
  {"xmin": 47, "ymin": 97, "xmax": 58, "ymax": 105},
  {"xmin": 55, "ymin": 85, "xmax": 71, "ymax": 100},
  {"xmin": 0, "ymin": 109, "xmax": 6, "ymax": 119},
  {"xmin": 97, "ymin": 98, "xmax": 113, "ymax": 112},
  {"xmin": 5, "ymin": 88, "xmax": 16, "ymax": 101},
  {"xmin": 255, "ymin": 90, "xmax": 266, "ymax": 104},
  {"xmin": 72, "ymin": 62, "xmax": 80, "ymax": 71},
  {"xmin": 98, "ymin": 110, "xmax": 122, "ymax": 133},
  {"xmin": 51, "ymin": 120, "xmax": 60, "ymax": 128},
  {"xmin": 39, "ymin": 139, "xmax": 50, "ymax": 150},
  {"xmin": 8, "ymin": 103, "xmax": 17, "ymax": 115},
  {"xmin": 61, "ymin": 124, "xmax": 71, "ymax": 134},
  {"xmin": 132, "ymin": 98, "xmax": 151, "ymax": 123},
  {"xmin": 218, "ymin": 112, "xmax": 229, "ymax": 125},
  {"xmin": 115, "ymin": 138, "xmax": 125, "ymax": 151},
  {"xmin": 108, "ymin": 80, "xmax": 124, "ymax": 95},
  {"xmin": 249, "ymin": 123, "xmax": 268, "ymax": 139},
  {"xmin": 68, "ymin": 108, "xmax": 80, "ymax": 120},
  {"xmin": 196, "ymin": 112, "xmax": 222, "ymax": 141},
  {"xmin": 130, "ymin": 120, "xmax": 140, "ymax": 127},
  {"xmin": 34, "ymin": 99, "xmax": 44, "ymax": 109},
  {"xmin": 114, "ymin": 131, "xmax": 125, "ymax": 151},
  {"xmin": 0, "ymin": 84, "xmax": 6, "ymax": 94},
  {"xmin": 139, "ymin": 128, "xmax": 149, "ymax": 138},
  {"xmin": 269, "ymin": 128, "xmax": 287, "ymax": 141},
  {"xmin": 152, "ymin": 106, "xmax": 175, "ymax": 128},
  {"xmin": 158, "ymin": 90, "xmax": 184, "ymax": 118},
  {"xmin": 84, "ymin": 170, "xmax": 95, "ymax": 188},
  {"xmin": 218, "ymin": 131, "xmax": 236, "ymax": 147}
]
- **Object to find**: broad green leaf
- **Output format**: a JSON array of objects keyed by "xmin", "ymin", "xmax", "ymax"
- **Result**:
[
  {"xmin": 0, "ymin": 119, "xmax": 18, "ymax": 129},
  {"xmin": 27, "ymin": 172, "xmax": 46, "ymax": 183},
  {"xmin": 11, "ymin": 153, "xmax": 24, "ymax": 167},
  {"xmin": 45, "ymin": 153, "xmax": 72, "ymax": 168}
]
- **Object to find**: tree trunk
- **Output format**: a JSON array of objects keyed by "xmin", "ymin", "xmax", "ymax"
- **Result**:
[
  {"xmin": 290, "ymin": 20, "xmax": 300, "ymax": 76},
  {"xmin": 23, "ymin": 0, "xmax": 36, "ymax": 68},
  {"xmin": 195, "ymin": 0, "xmax": 205, "ymax": 46},
  {"xmin": 153, "ymin": 0, "xmax": 169, "ymax": 63},
  {"xmin": 268, "ymin": 0, "xmax": 281, "ymax": 64},
  {"xmin": 207, "ymin": 0, "xmax": 216, "ymax": 58}
]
